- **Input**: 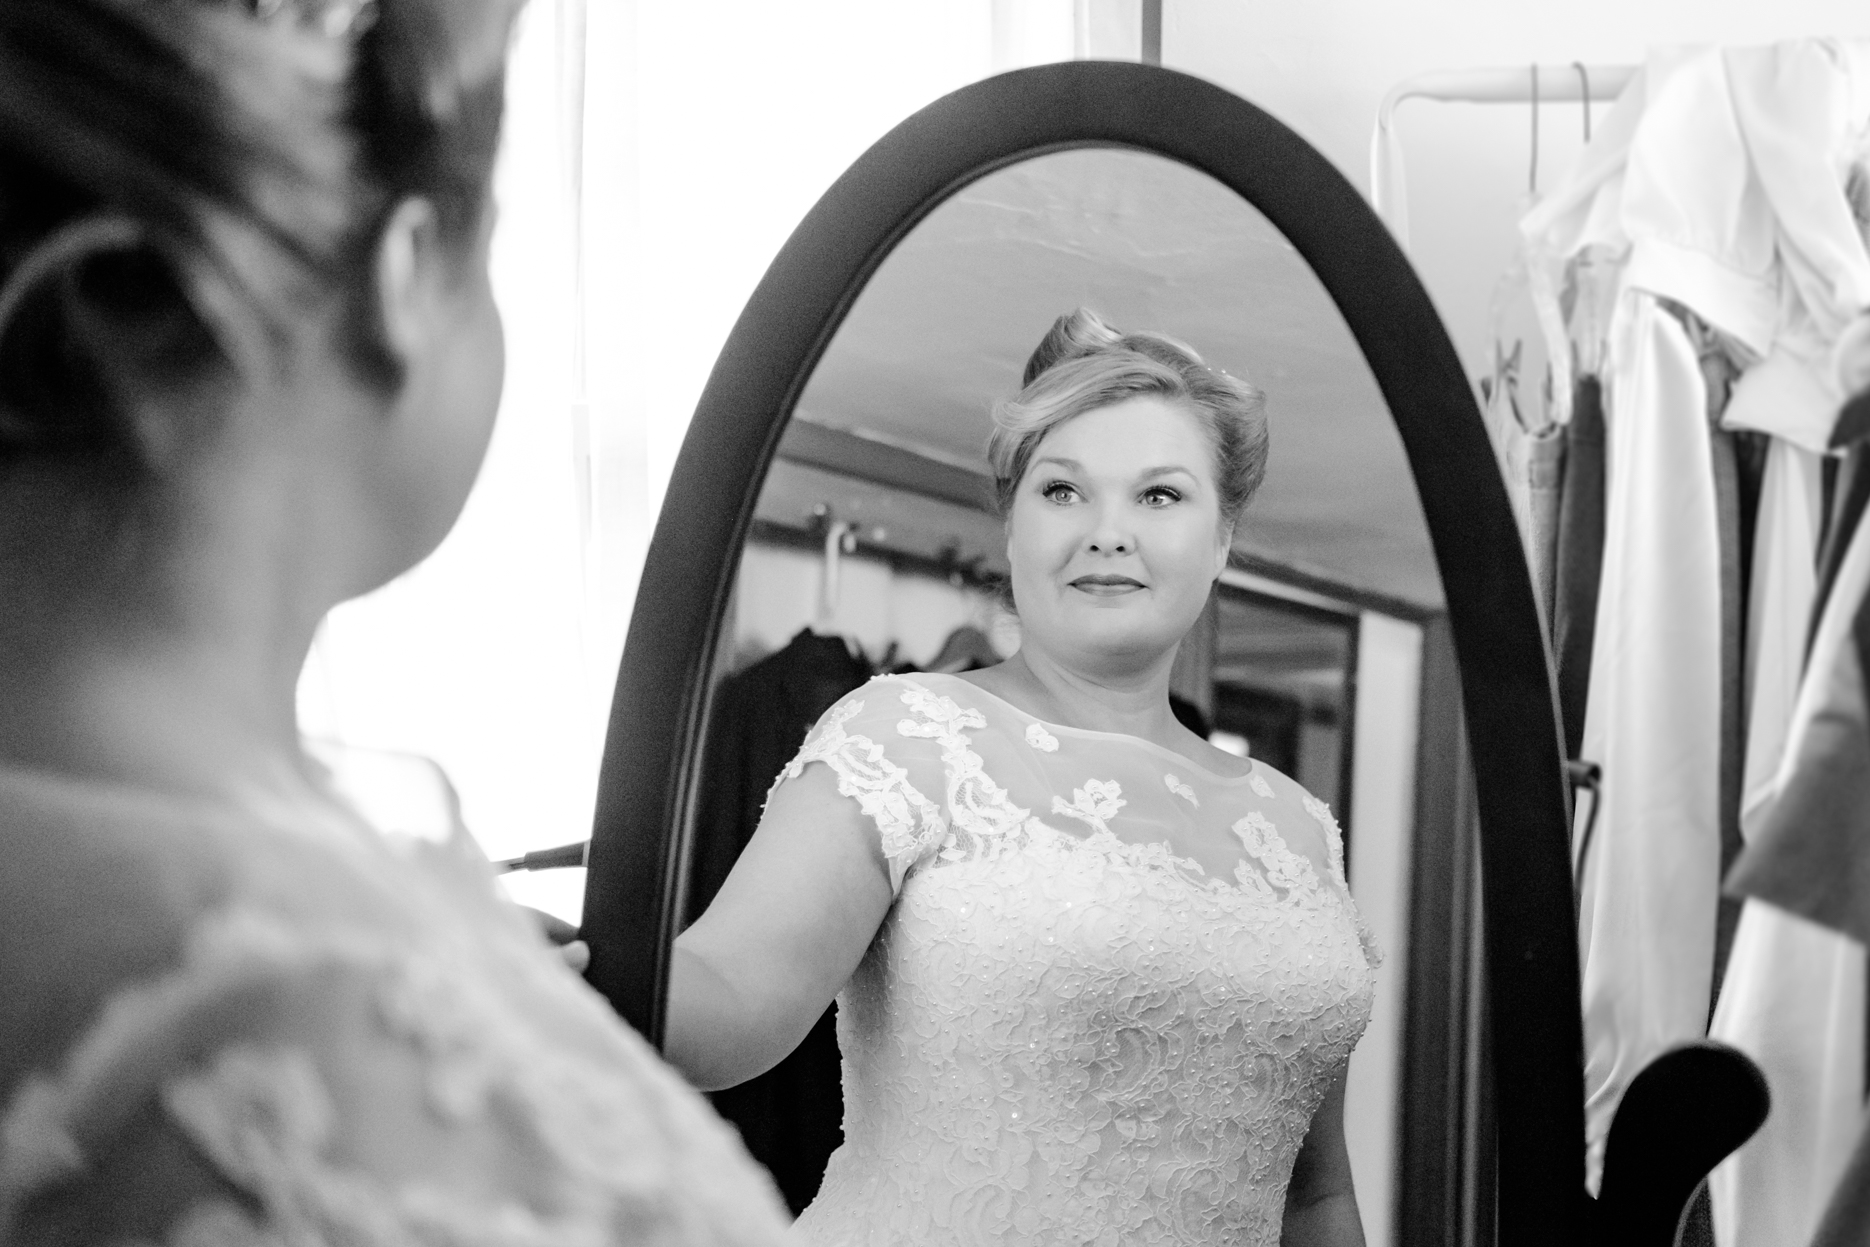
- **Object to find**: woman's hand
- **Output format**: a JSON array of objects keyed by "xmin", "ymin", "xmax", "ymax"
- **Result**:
[
  {"xmin": 1282, "ymin": 1068, "xmax": 1367, "ymax": 1247},
  {"xmin": 518, "ymin": 905, "xmax": 591, "ymax": 973}
]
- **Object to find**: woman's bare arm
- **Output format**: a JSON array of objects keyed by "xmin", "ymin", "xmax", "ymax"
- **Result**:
[
  {"xmin": 1282, "ymin": 1068, "xmax": 1366, "ymax": 1247},
  {"xmin": 664, "ymin": 763, "xmax": 896, "ymax": 1091}
]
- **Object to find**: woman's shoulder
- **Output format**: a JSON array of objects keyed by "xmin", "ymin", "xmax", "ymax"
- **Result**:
[
  {"xmin": 810, "ymin": 670, "xmax": 1002, "ymax": 735},
  {"xmin": 0, "ymin": 766, "xmax": 417, "ymax": 1095},
  {"xmin": 1202, "ymin": 753, "xmax": 1340, "ymax": 826},
  {"xmin": 0, "ymin": 793, "xmax": 793, "ymax": 1241}
]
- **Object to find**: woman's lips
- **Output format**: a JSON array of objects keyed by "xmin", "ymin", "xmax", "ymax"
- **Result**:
[{"xmin": 1069, "ymin": 575, "xmax": 1145, "ymax": 595}]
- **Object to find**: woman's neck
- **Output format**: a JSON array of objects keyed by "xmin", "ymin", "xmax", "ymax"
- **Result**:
[
  {"xmin": 0, "ymin": 483, "xmax": 336, "ymax": 813},
  {"xmin": 977, "ymin": 644, "xmax": 1181, "ymax": 741},
  {"xmin": 0, "ymin": 613, "xmax": 325, "ymax": 809}
]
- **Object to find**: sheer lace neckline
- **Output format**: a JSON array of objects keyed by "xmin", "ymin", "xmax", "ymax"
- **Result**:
[
  {"xmin": 0, "ymin": 757, "xmax": 392, "ymax": 863},
  {"xmin": 907, "ymin": 672, "xmax": 1258, "ymax": 786}
]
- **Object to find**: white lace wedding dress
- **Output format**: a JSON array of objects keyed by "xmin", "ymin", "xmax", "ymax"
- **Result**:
[
  {"xmin": 0, "ymin": 747, "xmax": 790, "ymax": 1246},
  {"xmin": 784, "ymin": 673, "xmax": 1380, "ymax": 1246}
]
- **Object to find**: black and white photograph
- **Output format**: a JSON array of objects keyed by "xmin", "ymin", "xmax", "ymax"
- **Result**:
[{"xmin": 2, "ymin": 2, "xmax": 1869, "ymax": 1244}]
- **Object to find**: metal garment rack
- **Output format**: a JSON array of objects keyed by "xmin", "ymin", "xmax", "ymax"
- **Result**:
[{"xmin": 1371, "ymin": 62, "xmax": 1639, "ymax": 248}]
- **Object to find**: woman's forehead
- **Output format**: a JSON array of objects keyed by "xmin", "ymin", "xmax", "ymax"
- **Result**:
[{"xmin": 1036, "ymin": 397, "xmax": 1214, "ymax": 469}]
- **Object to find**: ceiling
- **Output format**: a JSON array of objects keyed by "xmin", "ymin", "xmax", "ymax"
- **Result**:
[{"xmin": 788, "ymin": 147, "xmax": 1445, "ymax": 611}]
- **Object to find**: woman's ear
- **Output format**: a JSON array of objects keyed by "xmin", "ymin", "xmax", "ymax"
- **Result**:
[
  {"xmin": 372, "ymin": 198, "xmax": 442, "ymax": 372},
  {"xmin": 1212, "ymin": 520, "xmax": 1236, "ymax": 580}
]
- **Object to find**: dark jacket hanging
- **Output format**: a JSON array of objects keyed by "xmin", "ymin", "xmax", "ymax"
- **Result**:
[{"xmin": 1553, "ymin": 372, "xmax": 1607, "ymax": 760}]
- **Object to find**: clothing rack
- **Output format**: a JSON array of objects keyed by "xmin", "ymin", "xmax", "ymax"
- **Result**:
[
  {"xmin": 1371, "ymin": 62, "xmax": 1639, "ymax": 248},
  {"xmin": 750, "ymin": 514, "xmax": 1003, "ymax": 593}
]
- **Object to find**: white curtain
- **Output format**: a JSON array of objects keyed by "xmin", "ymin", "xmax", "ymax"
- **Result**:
[{"xmin": 295, "ymin": 2, "xmax": 1097, "ymax": 922}]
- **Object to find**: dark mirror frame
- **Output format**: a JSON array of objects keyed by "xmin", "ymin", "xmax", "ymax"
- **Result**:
[{"xmin": 583, "ymin": 61, "xmax": 1581, "ymax": 1245}]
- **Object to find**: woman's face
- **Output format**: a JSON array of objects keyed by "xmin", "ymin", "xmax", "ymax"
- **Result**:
[{"xmin": 1005, "ymin": 395, "xmax": 1232, "ymax": 675}]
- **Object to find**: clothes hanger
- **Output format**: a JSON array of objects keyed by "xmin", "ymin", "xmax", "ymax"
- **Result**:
[
  {"xmin": 809, "ymin": 503, "xmax": 858, "ymax": 629},
  {"xmin": 1574, "ymin": 61, "xmax": 1592, "ymax": 143},
  {"xmin": 1528, "ymin": 62, "xmax": 1540, "ymax": 198},
  {"xmin": 929, "ymin": 625, "xmax": 1001, "ymax": 674}
]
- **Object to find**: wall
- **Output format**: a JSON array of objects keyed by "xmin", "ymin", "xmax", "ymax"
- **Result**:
[
  {"xmin": 1343, "ymin": 611, "xmax": 1426, "ymax": 1247},
  {"xmin": 1165, "ymin": 0, "xmax": 1870, "ymax": 379}
]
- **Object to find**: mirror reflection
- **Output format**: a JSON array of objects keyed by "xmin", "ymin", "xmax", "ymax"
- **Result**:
[{"xmin": 664, "ymin": 149, "xmax": 1467, "ymax": 1243}]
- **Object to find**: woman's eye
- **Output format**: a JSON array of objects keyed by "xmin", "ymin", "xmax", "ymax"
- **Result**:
[
  {"xmin": 1040, "ymin": 481, "xmax": 1079, "ymax": 504},
  {"xmin": 1140, "ymin": 486, "xmax": 1182, "ymax": 507}
]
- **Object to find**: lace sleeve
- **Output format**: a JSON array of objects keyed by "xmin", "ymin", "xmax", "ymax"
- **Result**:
[
  {"xmin": 1299, "ymin": 789, "xmax": 1383, "ymax": 969},
  {"xmin": 0, "ymin": 909, "xmax": 790, "ymax": 1247},
  {"xmin": 772, "ymin": 677, "xmax": 950, "ymax": 895},
  {"xmin": 1255, "ymin": 764, "xmax": 1385, "ymax": 971}
]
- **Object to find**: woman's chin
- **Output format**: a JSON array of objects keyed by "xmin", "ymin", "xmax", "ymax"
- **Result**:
[{"xmin": 1051, "ymin": 621, "xmax": 1181, "ymax": 668}]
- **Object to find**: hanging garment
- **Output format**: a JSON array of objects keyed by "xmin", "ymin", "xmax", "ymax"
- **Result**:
[
  {"xmin": 1481, "ymin": 342, "xmax": 1536, "ymax": 546},
  {"xmin": 1483, "ymin": 243, "xmax": 1574, "ymax": 630},
  {"xmin": 1811, "ymin": 1115, "xmax": 1870, "ymax": 1247},
  {"xmin": 1551, "ymin": 254, "xmax": 1622, "ymax": 760},
  {"xmin": 1688, "ymin": 42, "xmax": 1870, "ymax": 1247},
  {"xmin": 1480, "ymin": 338, "xmax": 1571, "ymax": 627},
  {"xmin": 1683, "ymin": 316, "xmax": 1763, "ymax": 1000},
  {"xmin": 1725, "ymin": 497, "xmax": 1870, "ymax": 1247},
  {"xmin": 1523, "ymin": 40, "xmax": 1870, "ymax": 1200},
  {"xmin": 1815, "ymin": 444, "xmax": 1870, "ymax": 639},
  {"xmin": 1525, "ymin": 425, "xmax": 1567, "ymax": 626},
  {"xmin": 693, "ymin": 628, "xmax": 872, "ymax": 1214},
  {"xmin": 1574, "ymin": 293, "xmax": 1726, "ymax": 1191},
  {"xmin": 781, "ymin": 673, "xmax": 1378, "ymax": 1245},
  {"xmin": 1553, "ymin": 373, "xmax": 1607, "ymax": 759},
  {"xmin": 1707, "ymin": 440, "xmax": 1861, "ymax": 1247},
  {"xmin": 1729, "ymin": 453, "xmax": 1870, "ymax": 946}
]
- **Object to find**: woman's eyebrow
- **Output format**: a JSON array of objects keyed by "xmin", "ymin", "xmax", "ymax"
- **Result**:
[{"xmin": 1031, "ymin": 458, "xmax": 1197, "ymax": 481}]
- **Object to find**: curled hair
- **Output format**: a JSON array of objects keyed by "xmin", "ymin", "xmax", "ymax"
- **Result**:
[
  {"xmin": 988, "ymin": 308, "xmax": 1269, "ymax": 527},
  {"xmin": 0, "ymin": 0, "xmax": 519, "ymax": 462}
]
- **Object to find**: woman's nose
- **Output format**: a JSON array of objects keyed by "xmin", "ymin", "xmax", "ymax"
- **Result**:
[{"xmin": 1086, "ymin": 507, "xmax": 1134, "ymax": 554}]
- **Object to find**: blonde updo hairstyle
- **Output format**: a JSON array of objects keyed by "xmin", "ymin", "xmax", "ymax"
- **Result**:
[
  {"xmin": 0, "ymin": 0, "xmax": 520, "ymax": 490},
  {"xmin": 987, "ymin": 308, "xmax": 1269, "ymax": 529}
]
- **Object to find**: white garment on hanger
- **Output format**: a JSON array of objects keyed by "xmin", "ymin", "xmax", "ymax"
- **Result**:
[
  {"xmin": 1739, "ymin": 444, "xmax": 1828, "ymax": 832},
  {"xmin": 1575, "ymin": 293, "xmax": 1724, "ymax": 1191},
  {"xmin": 1690, "ymin": 42, "xmax": 1870, "ymax": 1247},
  {"xmin": 1712, "ymin": 908, "xmax": 1865, "ymax": 1245},
  {"xmin": 1523, "ymin": 39, "xmax": 1870, "ymax": 1198},
  {"xmin": 1708, "ymin": 442, "xmax": 1866, "ymax": 1247}
]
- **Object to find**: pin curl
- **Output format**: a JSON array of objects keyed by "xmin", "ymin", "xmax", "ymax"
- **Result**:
[
  {"xmin": 249, "ymin": 0, "xmax": 378, "ymax": 39},
  {"xmin": 0, "ymin": 216, "xmax": 147, "ymax": 443}
]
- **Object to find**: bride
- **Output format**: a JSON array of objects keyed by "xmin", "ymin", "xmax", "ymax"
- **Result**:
[
  {"xmin": 0, "ymin": 0, "xmax": 790, "ymax": 1241},
  {"xmin": 668, "ymin": 309, "xmax": 1380, "ymax": 1245}
]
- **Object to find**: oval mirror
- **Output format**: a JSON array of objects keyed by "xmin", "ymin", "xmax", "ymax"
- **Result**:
[{"xmin": 584, "ymin": 62, "xmax": 1579, "ymax": 1244}]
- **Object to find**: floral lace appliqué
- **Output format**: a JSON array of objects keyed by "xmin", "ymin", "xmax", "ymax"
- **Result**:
[
  {"xmin": 1163, "ymin": 774, "xmax": 1199, "ymax": 806},
  {"xmin": 1301, "ymin": 793, "xmax": 1347, "ymax": 886},
  {"xmin": 1024, "ymin": 723, "xmax": 1060, "ymax": 752},
  {"xmin": 782, "ymin": 696, "xmax": 948, "ymax": 892},
  {"xmin": 0, "ymin": 906, "xmax": 792, "ymax": 1247},
  {"xmin": 1231, "ymin": 810, "xmax": 1323, "ymax": 900},
  {"xmin": 1248, "ymin": 770, "xmax": 1275, "ymax": 800},
  {"xmin": 1051, "ymin": 779, "xmax": 1126, "ymax": 836}
]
